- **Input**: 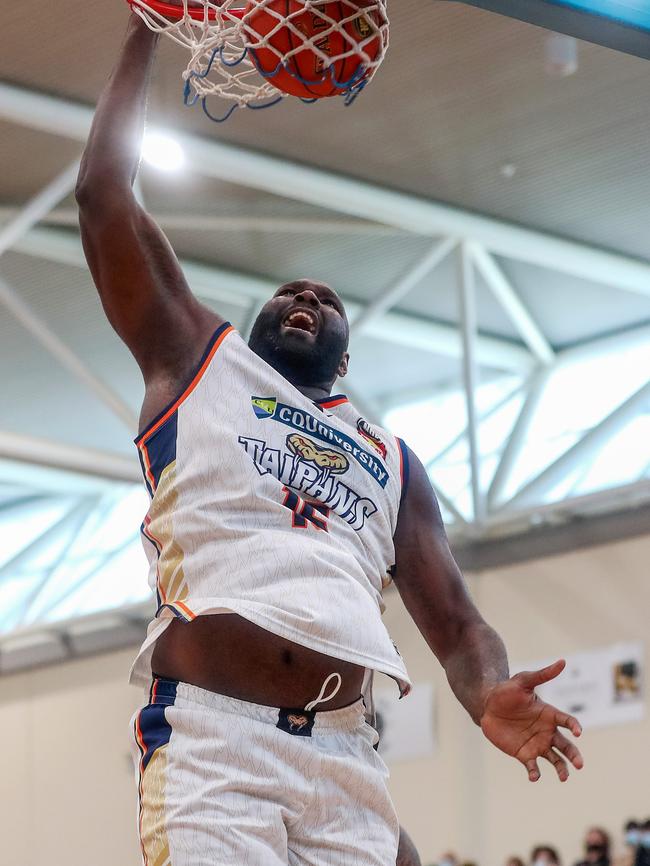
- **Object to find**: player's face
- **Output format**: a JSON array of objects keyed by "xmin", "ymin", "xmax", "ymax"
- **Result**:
[{"xmin": 248, "ymin": 279, "xmax": 350, "ymax": 388}]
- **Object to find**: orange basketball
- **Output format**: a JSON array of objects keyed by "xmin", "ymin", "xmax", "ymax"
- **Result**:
[{"xmin": 242, "ymin": 0, "xmax": 384, "ymax": 99}]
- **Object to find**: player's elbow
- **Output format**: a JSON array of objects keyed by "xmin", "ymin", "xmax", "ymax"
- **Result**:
[{"xmin": 75, "ymin": 176, "xmax": 135, "ymax": 223}]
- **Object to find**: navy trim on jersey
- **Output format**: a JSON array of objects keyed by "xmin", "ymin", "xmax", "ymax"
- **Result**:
[
  {"xmin": 134, "ymin": 321, "xmax": 232, "ymax": 445},
  {"xmin": 142, "ymin": 414, "xmax": 178, "ymax": 490},
  {"xmin": 397, "ymin": 438, "xmax": 410, "ymax": 504},
  {"xmin": 313, "ymin": 393, "xmax": 348, "ymax": 405}
]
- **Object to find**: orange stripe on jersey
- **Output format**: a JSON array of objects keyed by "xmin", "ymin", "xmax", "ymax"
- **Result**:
[
  {"xmin": 135, "ymin": 711, "xmax": 146, "ymax": 758},
  {"xmin": 140, "ymin": 442, "xmax": 157, "ymax": 493},
  {"xmin": 137, "ymin": 324, "xmax": 234, "ymax": 446},
  {"xmin": 172, "ymin": 600, "xmax": 196, "ymax": 620},
  {"xmin": 319, "ymin": 396, "xmax": 348, "ymax": 409}
]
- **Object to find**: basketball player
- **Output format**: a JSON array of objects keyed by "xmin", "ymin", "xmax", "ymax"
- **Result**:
[{"xmin": 76, "ymin": 12, "xmax": 584, "ymax": 866}]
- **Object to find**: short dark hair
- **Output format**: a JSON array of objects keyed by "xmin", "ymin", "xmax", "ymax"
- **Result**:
[
  {"xmin": 587, "ymin": 828, "xmax": 611, "ymax": 850},
  {"xmin": 626, "ymin": 820, "xmax": 640, "ymax": 831},
  {"xmin": 532, "ymin": 845, "xmax": 560, "ymax": 864}
]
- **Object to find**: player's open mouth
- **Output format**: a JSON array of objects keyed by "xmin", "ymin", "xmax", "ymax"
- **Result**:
[{"xmin": 281, "ymin": 309, "xmax": 318, "ymax": 335}]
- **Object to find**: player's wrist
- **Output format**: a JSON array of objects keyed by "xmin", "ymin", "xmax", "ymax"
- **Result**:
[{"xmin": 476, "ymin": 677, "xmax": 508, "ymax": 726}]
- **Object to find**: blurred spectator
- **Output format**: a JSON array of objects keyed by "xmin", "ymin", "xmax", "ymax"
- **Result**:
[
  {"xmin": 634, "ymin": 820, "xmax": 650, "ymax": 866},
  {"xmin": 574, "ymin": 828, "xmax": 611, "ymax": 866},
  {"xmin": 507, "ymin": 857, "xmax": 525, "ymax": 866},
  {"xmin": 532, "ymin": 846, "xmax": 561, "ymax": 866},
  {"xmin": 439, "ymin": 853, "xmax": 459, "ymax": 866},
  {"xmin": 616, "ymin": 820, "xmax": 640, "ymax": 866}
]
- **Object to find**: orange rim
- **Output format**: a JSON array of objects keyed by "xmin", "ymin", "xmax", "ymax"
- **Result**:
[{"xmin": 129, "ymin": 0, "xmax": 246, "ymax": 22}]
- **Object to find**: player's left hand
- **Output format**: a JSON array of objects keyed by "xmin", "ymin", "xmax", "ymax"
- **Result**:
[{"xmin": 479, "ymin": 659, "xmax": 584, "ymax": 783}]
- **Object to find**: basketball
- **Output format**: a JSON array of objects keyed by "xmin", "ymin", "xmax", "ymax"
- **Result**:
[{"xmin": 242, "ymin": 0, "xmax": 385, "ymax": 99}]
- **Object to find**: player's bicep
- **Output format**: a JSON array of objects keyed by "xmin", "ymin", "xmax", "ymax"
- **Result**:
[
  {"xmin": 392, "ymin": 446, "xmax": 481, "ymax": 658},
  {"xmin": 79, "ymin": 197, "xmax": 222, "ymax": 377}
]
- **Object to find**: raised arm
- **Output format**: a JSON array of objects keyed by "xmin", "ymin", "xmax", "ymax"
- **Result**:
[
  {"xmin": 392, "ymin": 446, "xmax": 583, "ymax": 782},
  {"xmin": 75, "ymin": 13, "xmax": 221, "ymax": 395}
]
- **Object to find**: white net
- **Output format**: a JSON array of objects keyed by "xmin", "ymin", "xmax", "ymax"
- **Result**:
[{"xmin": 130, "ymin": 0, "xmax": 389, "ymax": 120}]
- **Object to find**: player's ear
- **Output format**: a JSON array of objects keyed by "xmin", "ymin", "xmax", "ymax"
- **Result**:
[{"xmin": 337, "ymin": 352, "xmax": 349, "ymax": 378}]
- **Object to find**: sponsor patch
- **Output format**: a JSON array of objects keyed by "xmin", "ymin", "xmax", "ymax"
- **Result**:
[
  {"xmin": 356, "ymin": 418, "xmax": 387, "ymax": 460},
  {"xmin": 277, "ymin": 707, "xmax": 316, "ymax": 737},
  {"xmin": 252, "ymin": 397, "xmax": 277, "ymax": 419}
]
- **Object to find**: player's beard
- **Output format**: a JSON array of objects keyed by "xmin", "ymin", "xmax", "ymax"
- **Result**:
[{"xmin": 248, "ymin": 313, "xmax": 347, "ymax": 388}]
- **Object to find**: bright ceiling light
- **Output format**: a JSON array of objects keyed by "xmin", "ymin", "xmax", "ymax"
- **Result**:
[{"xmin": 142, "ymin": 131, "xmax": 186, "ymax": 172}]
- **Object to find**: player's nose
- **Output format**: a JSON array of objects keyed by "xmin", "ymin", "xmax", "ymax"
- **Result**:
[{"xmin": 293, "ymin": 288, "xmax": 321, "ymax": 307}]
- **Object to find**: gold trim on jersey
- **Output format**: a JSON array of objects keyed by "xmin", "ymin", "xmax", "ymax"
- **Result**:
[{"xmin": 147, "ymin": 461, "xmax": 189, "ymax": 607}]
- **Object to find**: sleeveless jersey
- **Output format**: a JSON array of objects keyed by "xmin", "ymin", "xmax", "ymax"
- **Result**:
[{"xmin": 129, "ymin": 323, "xmax": 411, "ymax": 698}]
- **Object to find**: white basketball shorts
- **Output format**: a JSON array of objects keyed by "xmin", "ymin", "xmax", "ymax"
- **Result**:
[{"xmin": 130, "ymin": 676, "xmax": 399, "ymax": 866}]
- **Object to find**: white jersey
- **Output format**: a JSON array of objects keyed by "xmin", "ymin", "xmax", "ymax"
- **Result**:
[{"xmin": 130, "ymin": 323, "xmax": 411, "ymax": 697}]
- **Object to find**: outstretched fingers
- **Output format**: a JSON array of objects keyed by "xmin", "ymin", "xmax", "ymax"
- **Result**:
[
  {"xmin": 552, "ymin": 731, "xmax": 584, "ymax": 769},
  {"xmin": 517, "ymin": 659, "xmax": 566, "ymax": 690},
  {"xmin": 543, "ymin": 748, "xmax": 570, "ymax": 782},
  {"xmin": 525, "ymin": 759, "xmax": 541, "ymax": 783},
  {"xmin": 556, "ymin": 710, "xmax": 582, "ymax": 738}
]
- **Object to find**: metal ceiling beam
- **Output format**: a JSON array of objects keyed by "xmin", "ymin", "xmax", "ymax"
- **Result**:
[
  {"xmin": 487, "ymin": 369, "xmax": 552, "ymax": 508},
  {"xmin": 0, "ymin": 275, "xmax": 138, "ymax": 431},
  {"xmin": 0, "ymin": 601, "xmax": 152, "ymax": 670},
  {"xmin": 0, "ymin": 499, "xmax": 95, "ymax": 631},
  {"xmin": 0, "ymin": 206, "xmax": 407, "ymax": 236},
  {"xmin": 481, "ymin": 479, "xmax": 650, "ymax": 537},
  {"xmin": 0, "ymin": 430, "xmax": 141, "ymax": 484},
  {"xmin": 38, "ymin": 528, "xmax": 138, "ymax": 621},
  {"xmin": 19, "ymin": 500, "xmax": 101, "ymax": 626},
  {"xmin": 559, "ymin": 321, "xmax": 650, "ymax": 366},
  {"xmin": 470, "ymin": 243, "xmax": 555, "ymax": 365},
  {"xmin": 426, "ymin": 379, "xmax": 526, "ymax": 470},
  {"xmin": 431, "ymin": 481, "xmax": 472, "ymax": 530},
  {"xmin": 15, "ymin": 225, "xmax": 535, "ymax": 373},
  {"xmin": 498, "ymin": 378, "xmax": 650, "ymax": 512},
  {"xmin": 350, "ymin": 238, "xmax": 457, "ymax": 335},
  {"xmin": 0, "ymin": 161, "xmax": 81, "ymax": 258},
  {"xmin": 457, "ymin": 244, "xmax": 484, "ymax": 525},
  {"xmin": 2, "ymin": 81, "xmax": 650, "ymax": 298}
]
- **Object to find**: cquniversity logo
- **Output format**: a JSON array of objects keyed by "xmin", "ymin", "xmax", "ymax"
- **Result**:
[{"xmin": 251, "ymin": 397, "xmax": 277, "ymax": 419}]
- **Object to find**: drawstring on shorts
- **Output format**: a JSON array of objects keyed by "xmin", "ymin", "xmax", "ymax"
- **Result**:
[
  {"xmin": 276, "ymin": 672, "xmax": 344, "ymax": 737},
  {"xmin": 304, "ymin": 672, "xmax": 342, "ymax": 711}
]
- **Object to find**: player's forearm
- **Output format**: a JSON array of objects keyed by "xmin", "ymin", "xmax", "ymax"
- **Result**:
[
  {"xmin": 442, "ymin": 619, "xmax": 509, "ymax": 725},
  {"xmin": 76, "ymin": 14, "xmax": 159, "ymax": 200}
]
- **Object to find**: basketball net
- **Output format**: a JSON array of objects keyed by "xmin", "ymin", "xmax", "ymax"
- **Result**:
[{"xmin": 129, "ymin": 0, "xmax": 389, "ymax": 121}]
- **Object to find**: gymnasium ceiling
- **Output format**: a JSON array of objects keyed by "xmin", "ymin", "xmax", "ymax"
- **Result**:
[{"xmin": 0, "ymin": 0, "xmax": 649, "ymax": 652}]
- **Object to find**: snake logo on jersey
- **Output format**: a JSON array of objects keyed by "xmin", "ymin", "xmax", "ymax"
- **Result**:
[
  {"xmin": 250, "ymin": 396, "xmax": 389, "ymax": 488},
  {"xmin": 238, "ymin": 432, "xmax": 378, "ymax": 531}
]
